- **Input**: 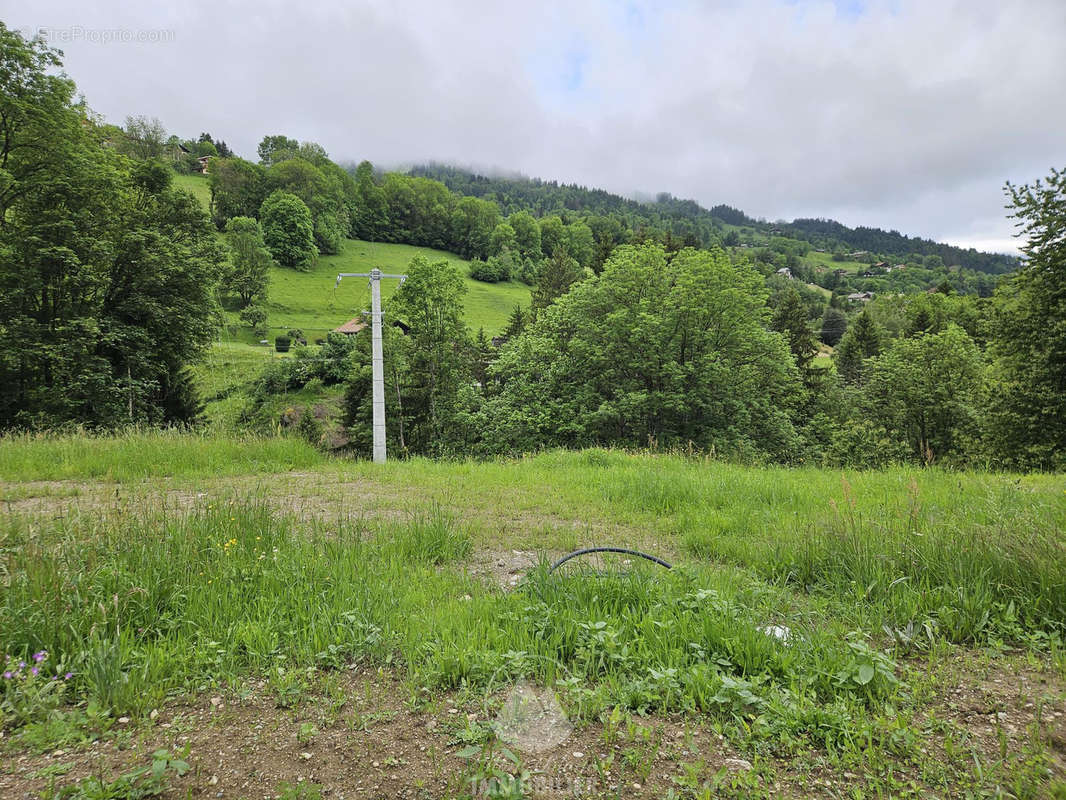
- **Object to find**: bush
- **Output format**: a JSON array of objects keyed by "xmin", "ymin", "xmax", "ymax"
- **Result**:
[
  {"xmin": 275, "ymin": 336, "xmax": 291, "ymax": 353},
  {"xmin": 296, "ymin": 408, "xmax": 325, "ymax": 448},
  {"xmin": 469, "ymin": 250, "xmax": 514, "ymax": 283}
]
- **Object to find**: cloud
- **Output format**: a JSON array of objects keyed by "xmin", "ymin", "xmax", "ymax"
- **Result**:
[{"xmin": 10, "ymin": 0, "xmax": 1065, "ymax": 252}]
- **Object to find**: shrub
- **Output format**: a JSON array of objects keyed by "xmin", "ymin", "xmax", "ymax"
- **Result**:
[
  {"xmin": 469, "ymin": 251, "xmax": 514, "ymax": 283},
  {"xmin": 275, "ymin": 335, "xmax": 291, "ymax": 352},
  {"xmin": 296, "ymin": 408, "xmax": 324, "ymax": 447}
]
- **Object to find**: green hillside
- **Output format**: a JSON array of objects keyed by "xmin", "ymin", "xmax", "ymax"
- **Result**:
[
  {"xmin": 258, "ymin": 238, "xmax": 530, "ymax": 342},
  {"xmin": 173, "ymin": 172, "xmax": 211, "ymax": 208},
  {"xmin": 174, "ymin": 173, "xmax": 530, "ymax": 339}
]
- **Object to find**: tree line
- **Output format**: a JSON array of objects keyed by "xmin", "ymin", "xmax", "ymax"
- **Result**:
[
  {"xmin": 2, "ymin": 23, "xmax": 1062, "ymax": 472},
  {"xmin": 261, "ymin": 208, "xmax": 1065, "ymax": 471}
]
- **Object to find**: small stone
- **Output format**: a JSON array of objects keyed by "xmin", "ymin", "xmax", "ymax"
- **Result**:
[
  {"xmin": 149, "ymin": 709, "xmax": 159, "ymax": 720},
  {"xmin": 372, "ymin": 761, "xmax": 380, "ymax": 768},
  {"xmin": 724, "ymin": 758, "xmax": 753, "ymax": 772},
  {"xmin": 572, "ymin": 751, "xmax": 584, "ymax": 759},
  {"xmin": 210, "ymin": 697, "xmax": 222, "ymax": 707},
  {"xmin": 299, "ymin": 752, "xmax": 313, "ymax": 760},
  {"xmin": 209, "ymin": 775, "xmax": 219, "ymax": 785},
  {"xmin": 448, "ymin": 708, "xmax": 458, "ymax": 714},
  {"xmin": 117, "ymin": 717, "xmax": 130, "ymax": 724},
  {"xmin": 52, "ymin": 750, "xmax": 64, "ymax": 757}
]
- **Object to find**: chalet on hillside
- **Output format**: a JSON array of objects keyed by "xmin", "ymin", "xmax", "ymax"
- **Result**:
[
  {"xmin": 847, "ymin": 291, "xmax": 874, "ymax": 302},
  {"xmin": 334, "ymin": 318, "xmax": 367, "ymax": 335},
  {"xmin": 196, "ymin": 155, "xmax": 211, "ymax": 174},
  {"xmin": 776, "ymin": 267, "xmax": 793, "ymax": 278},
  {"xmin": 333, "ymin": 317, "xmax": 411, "ymax": 336}
]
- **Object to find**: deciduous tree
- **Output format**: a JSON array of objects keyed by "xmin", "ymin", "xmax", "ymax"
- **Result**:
[{"xmin": 259, "ymin": 191, "xmax": 317, "ymax": 269}]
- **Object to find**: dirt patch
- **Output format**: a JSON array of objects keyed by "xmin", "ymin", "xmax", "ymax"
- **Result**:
[
  {"xmin": 0, "ymin": 670, "xmax": 784, "ymax": 799},
  {"xmin": 3, "ymin": 657, "xmax": 1065, "ymax": 798},
  {"xmin": 467, "ymin": 549, "xmax": 553, "ymax": 590}
]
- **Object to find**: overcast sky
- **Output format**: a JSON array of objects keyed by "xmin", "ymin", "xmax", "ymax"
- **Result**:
[{"xmin": 7, "ymin": 0, "xmax": 1065, "ymax": 254}]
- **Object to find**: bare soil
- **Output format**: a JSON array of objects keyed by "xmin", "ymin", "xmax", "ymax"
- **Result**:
[{"xmin": 1, "ymin": 657, "xmax": 1063, "ymax": 799}]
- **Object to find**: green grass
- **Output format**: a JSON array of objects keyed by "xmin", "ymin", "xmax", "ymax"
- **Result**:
[
  {"xmin": 0, "ymin": 429, "xmax": 325, "ymax": 482},
  {"xmin": 2, "ymin": 435, "xmax": 1064, "ymax": 795},
  {"xmin": 257, "ymin": 238, "xmax": 530, "ymax": 341},
  {"xmin": 172, "ymin": 173, "xmax": 211, "ymax": 209},
  {"xmin": 171, "ymin": 173, "xmax": 530, "ymax": 337},
  {"xmin": 802, "ymin": 249, "xmax": 868, "ymax": 274}
]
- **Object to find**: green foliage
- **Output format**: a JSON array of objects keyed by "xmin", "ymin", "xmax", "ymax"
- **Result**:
[
  {"xmin": 260, "ymin": 191, "xmax": 317, "ymax": 269},
  {"xmin": 208, "ymin": 156, "xmax": 267, "ymax": 228},
  {"xmin": 119, "ymin": 115, "xmax": 167, "ymax": 161},
  {"xmin": 771, "ymin": 289, "xmax": 818, "ymax": 370},
  {"xmin": 257, "ymin": 134, "xmax": 299, "ymax": 167},
  {"xmin": 239, "ymin": 302, "xmax": 268, "ymax": 336},
  {"xmin": 254, "ymin": 338, "xmax": 353, "ymax": 397},
  {"xmin": 502, "ymin": 304, "xmax": 528, "ymax": 339},
  {"xmin": 351, "ymin": 161, "xmax": 390, "ymax": 240},
  {"xmin": 530, "ymin": 248, "xmax": 583, "ymax": 311},
  {"xmin": 489, "ymin": 222, "xmax": 517, "ymax": 255},
  {"xmin": 296, "ymin": 407, "xmax": 325, "ymax": 448},
  {"xmin": 833, "ymin": 309, "xmax": 882, "ymax": 386},
  {"xmin": 819, "ymin": 306, "xmax": 848, "ymax": 346},
  {"xmin": 222, "ymin": 216, "xmax": 272, "ymax": 307},
  {"xmin": 864, "ymin": 325, "xmax": 984, "ymax": 464},
  {"xmin": 484, "ymin": 244, "xmax": 802, "ymax": 457},
  {"xmin": 985, "ymin": 167, "xmax": 1066, "ymax": 469},
  {"xmin": 265, "ymin": 156, "xmax": 350, "ymax": 255},
  {"xmin": 451, "ymin": 196, "xmax": 500, "ymax": 260},
  {"xmin": 1, "ymin": 651, "xmax": 71, "ymax": 730},
  {"xmin": 41, "ymin": 749, "xmax": 189, "ymax": 800},
  {"xmin": 469, "ymin": 251, "xmax": 515, "ymax": 283},
  {"xmin": 508, "ymin": 210, "xmax": 542, "ymax": 260},
  {"xmin": 0, "ymin": 26, "xmax": 225, "ymax": 429}
]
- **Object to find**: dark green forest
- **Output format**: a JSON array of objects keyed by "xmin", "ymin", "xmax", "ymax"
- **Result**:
[{"xmin": 2, "ymin": 23, "xmax": 1064, "ymax": 471}]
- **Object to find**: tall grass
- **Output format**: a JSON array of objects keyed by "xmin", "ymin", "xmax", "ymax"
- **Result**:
[
  {"xmin": 0, "ymin": 429, "xmax": 326, "ymax": 482},
  {"xmin": 1, "ymin": 503, "xmax": 895, "ymax": 736}
]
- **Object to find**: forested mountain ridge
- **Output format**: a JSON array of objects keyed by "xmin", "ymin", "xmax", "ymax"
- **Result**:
[{"xmin": 409, "ymin": 163, "xmax": 1018, "ymax": 275}]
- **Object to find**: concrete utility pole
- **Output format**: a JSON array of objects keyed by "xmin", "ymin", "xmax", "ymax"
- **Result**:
[{"xmin": 335, "ymin": 268, "xmax": 406, "ymax": 463}]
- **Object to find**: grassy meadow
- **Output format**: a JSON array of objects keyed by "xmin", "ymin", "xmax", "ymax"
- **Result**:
[
  {"xmin": 261, "ymin": 238, "xmax": 530, "ymax": 342},
  {"xmin": 175, "ymin": 172, "xmax": 530, "ymax": 341},
  {"xmin": 1, "ymin": 432, "xmax": 1064, "ymax": 797}
]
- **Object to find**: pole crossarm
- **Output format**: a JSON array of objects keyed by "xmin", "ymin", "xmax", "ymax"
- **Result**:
[
  {"xmin": 333, "ymin": 268, "xmax": 406, "ymax": 464},
  {"xmin": 335, "ymin": 270, "xmax": 407, "ymax": 287}
]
